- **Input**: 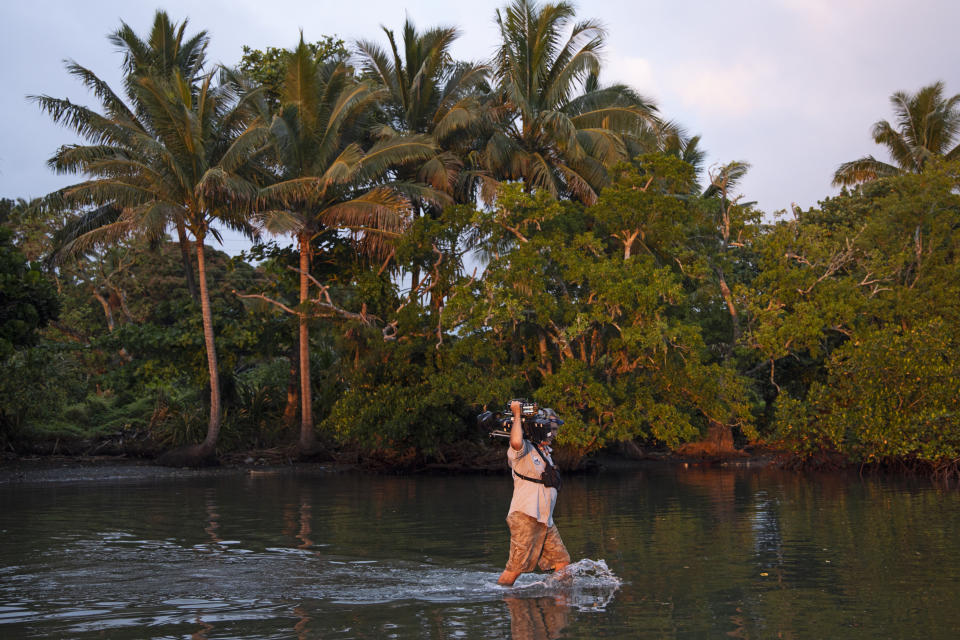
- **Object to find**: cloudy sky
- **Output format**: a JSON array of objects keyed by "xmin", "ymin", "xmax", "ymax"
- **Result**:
[{"xmin": 3, "ymin": 0, "xmax": 959, "ymax": 253}]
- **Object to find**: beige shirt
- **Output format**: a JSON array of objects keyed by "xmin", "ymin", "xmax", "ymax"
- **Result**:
[{"xmin": 507, "ymin": 440, "xmax": 558, "ymax": 525}]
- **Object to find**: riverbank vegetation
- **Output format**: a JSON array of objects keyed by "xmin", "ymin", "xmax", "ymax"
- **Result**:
[{"xmin": 2, "ymin": 2, "xmax": 958, "ymax": 478}]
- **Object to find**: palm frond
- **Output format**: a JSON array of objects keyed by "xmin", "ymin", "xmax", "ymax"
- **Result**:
[
  {"xmin": 555, "ymin": 161, "xmax": 599, "ymax": 205},
  {"xmin": 526, "ymin": 152, "xmax": 561, "ymax": 198},
  {"xmin": 703, "ymin": 161, "xmax": 751, "ymax": 199},
  {"xmin": 872, "ymin": 119, "xmax": 917, "ymax": 171},
  {"xmin": 109, "ymin": 21, "xmax": 152, "ymax": 74},
  {"xmin": 539, "ymin": 110, "xmax": 580, "ymax": 156},
  {"xmin": 432, "ymin": 98, "xmax": 484, "ymax": 142},
  {"xmin": 357, "ymin": 134, "xmax": 437, "ymax": 182},
  {"xmin": 318, "ymin": 143, "xmax": 365, "ymax": 187},
  {"xmin": 49, "ymin": 206, "xmax": 144, "ymax": 263},
  {"xmin": 438, "ymin": 61, "xmax": 490, "ymax": 107},
  {"xmin": 314, "ymin": 81, "xmax": 378, "ymax": 165},
  {"xmin": 282, "ymin": 36, "xmax": 321, "ymax": 135},
  {"xmin": 384, "ymin": 26, "xmax": 412, "ymax": 113},
  {"xmin": 197, "ymin": 167, "xmax": 259, "ymax": 207},
  {"xmin": 567, "ymin": 153, "xmax": 608, "ymax": 192},
  {"xmin": 48, "ymin": 202, "xmax": 121, "ymax": 255},
  {"xmin": 58, "ymin": 178, "xmax": 165, "ymax": 209},
  {"xmin": 417, "ymin": 152, "xmax": 460, "ymax": 192},
  {"xmin": 945, "ymin": 142, "xmax": 960, "ymax": 162},
  {"xmin": 254, "ymin": 208, "xmax": 306, "ymax": 236},
  {"xmin": 218, "ymin": 121, "xmax": 271, "ymax": 174},
  {"xmin": 543, "ymin": 24, "xmax": 604, "ymax": 109},
  {"xmin": 354, "ymin": 39, "xmax": 398, "ymax": 98},
  {"xmin": 832, "ymin": 156, "xmax": 901, "ymax": 187},
  {"xmin": 387, "ymin": 180, "xmax": 452, "ymax": 209},
  {"xmin": 483, "ymin": 130, "xmax": 523, "ymax": 177},
  {"xmin": 568, "ymin": 101, "xmax": 657, "ymax": 133},
  {"xmin": 31, "ymin": 94, "xmax": 141, "ymax": 149},
  {"xmin": 258, "ymin": 177, "xmax": 325, "ymax": 208},
  {"xmin": 63, "ymin": 61, "xmax": 142, "ymax": 125},
  {"xmin": 320, "ymin": 187, "xmax": 410, "ymax": 233},
  {"xmin": 575, "ymin": 128, "xmax": 626, "ymax": 166}
]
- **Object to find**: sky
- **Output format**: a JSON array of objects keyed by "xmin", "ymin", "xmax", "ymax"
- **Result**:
[{"xmin": 3, "ymin": 0, "xmax": 959, "ymax": 255}]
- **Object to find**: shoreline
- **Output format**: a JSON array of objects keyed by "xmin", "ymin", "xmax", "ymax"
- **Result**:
[{"xmin": 0, "ymin": 447, "xmax": 784, "ymax": 486}]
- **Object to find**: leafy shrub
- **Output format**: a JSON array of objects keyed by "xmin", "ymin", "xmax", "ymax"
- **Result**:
[{"xmin": 776, "ymin": 319, "xmax": 960, "ymax": 465}]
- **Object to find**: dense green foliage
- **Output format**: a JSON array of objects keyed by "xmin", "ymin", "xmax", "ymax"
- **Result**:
[
  {"xmin": 753, "ymin": 164, "xmax": 960, "ymax": 474},
  {"xmin": 0, "ymin": 226, "xmax": 59, "ymax": 358},
  {"xmin": 3, "ymin": 2, "xmax": 958, "ymax": 475},
  {"xmin": 445, "ymin": 158, "xmax": 754, "ymax": 461}
]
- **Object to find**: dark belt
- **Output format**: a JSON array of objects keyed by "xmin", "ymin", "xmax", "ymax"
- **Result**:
[{"xmin": 513, "ymin": 470, "xmax": 545, "ymax": 484}]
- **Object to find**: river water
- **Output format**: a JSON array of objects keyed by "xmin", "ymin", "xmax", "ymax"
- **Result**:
[{"xmin": 1, "ymin": 463, "xmax": 958, "ymax": 638}]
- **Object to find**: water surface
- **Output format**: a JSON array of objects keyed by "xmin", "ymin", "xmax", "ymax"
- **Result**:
[{"xmin": 1, "ymin": 464, "xmax": 958, "ymax": 638}]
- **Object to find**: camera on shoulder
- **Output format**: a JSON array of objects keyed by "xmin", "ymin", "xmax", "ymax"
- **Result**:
[{"xmin": 477, "ymin": 400, "xmax": 564, "ymax": 445}]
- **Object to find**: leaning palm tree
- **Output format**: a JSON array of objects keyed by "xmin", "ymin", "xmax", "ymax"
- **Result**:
[
  {"xmin": 34, "ymin": 63, "xmax": 268, "ymax": 464},
  {"xmin": 256, "ymin": 39, "xmax": 438, "ymax": 453},
  {"xmin": 833, "ymin": 82, "xmax": 960, "ymax": 186},
  {"xmin": 488, "ymin": 0, "xmax": 658, "ymax": 204}
]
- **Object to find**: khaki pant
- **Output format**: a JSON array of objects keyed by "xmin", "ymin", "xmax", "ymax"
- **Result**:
[{"xmin": 505, "ymin": 511, "xmax": 571, "ymax": 573}]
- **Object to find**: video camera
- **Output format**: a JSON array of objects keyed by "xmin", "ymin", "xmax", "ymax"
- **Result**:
[{"xmin": 477, "ymin": 399, "xmax": 564, "ymax": 443}]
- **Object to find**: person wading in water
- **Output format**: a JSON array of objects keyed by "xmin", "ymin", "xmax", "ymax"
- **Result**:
[{"xmin": 498, "ymin": 400, "xmax": 570, "ymax": 586}]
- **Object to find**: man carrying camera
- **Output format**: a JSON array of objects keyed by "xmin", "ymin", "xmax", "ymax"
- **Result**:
[{"xmin": 497, "ymin": 400, "xmax": 570, "ymax": 586}]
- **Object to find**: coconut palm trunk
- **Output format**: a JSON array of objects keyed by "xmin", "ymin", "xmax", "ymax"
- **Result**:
[
  {"xmin": 195, "ymin": 234, "xmax": 222, "ymax": 457},
  {"xmin": 282, "ymin": 344, "xmax": 300, "ymax": 427},
  {"xmin": 297, "ymin": 230, "xmax": 315, "ymax": 451},
  {"xmin": 174, "ymin": 221, "xmax": 199, "ymax": 302}
]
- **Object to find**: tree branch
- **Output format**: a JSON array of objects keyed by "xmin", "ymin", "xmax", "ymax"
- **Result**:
[
  {"xmin": 497, "ymin": 220, "xmax": 529, "ymax": 243},
  {"xmin": 235, "ymin": 291, "xmax": 299, "ymax": 316}
]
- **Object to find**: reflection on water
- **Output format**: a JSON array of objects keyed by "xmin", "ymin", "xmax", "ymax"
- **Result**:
[
  {"xmin": 297, "ymin": 495, "xmax": 313, "ymax": 550},
  {"xmin": 204, "ymin": 489, "xmax": 222, "ymax": 546},
  {"xmin": 505, "ymin": 596, "xmax": 569, "ymax": 640},
  {"xmin": 1, "ymin": 466, "xmax": 959, "ymax": 638}
]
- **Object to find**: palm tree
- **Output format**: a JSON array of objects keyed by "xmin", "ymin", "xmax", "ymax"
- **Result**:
[
  {"xmin": 34, "ymin": 56, "xmax": 268, "ymax": 464},
  {"xmin": 110, "ymin": 11, "xmax": 211, "ymax": 302},
  {"xmin": 703, "ymin": 160, "xmax": 752, "ymax": 346},
  {"xmin": 833, "ymin": 82, "xmax": 960, "ymax": 186},
  {"xmin": 257, "ymin": 39, "xmax": 438, "ymax": 453},
  {"xmin": 488, "ymin": 0, "xmax": 658, "ymax": 204},
  {"xmin": 355, "ymin": 19, "xmax": 490, "ymax": 197},
  {"xmin": 355, "ymin": 19, "xmax": 490, "ymax": 293}
]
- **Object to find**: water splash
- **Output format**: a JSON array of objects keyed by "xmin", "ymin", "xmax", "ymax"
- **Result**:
[
  {"xmin": 505, "ymin": 559, "xmax": 621, "ymax": 611},
  {"xmin": 323, "ymin": 557, "xmax": 621, "ymax": 609}
]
